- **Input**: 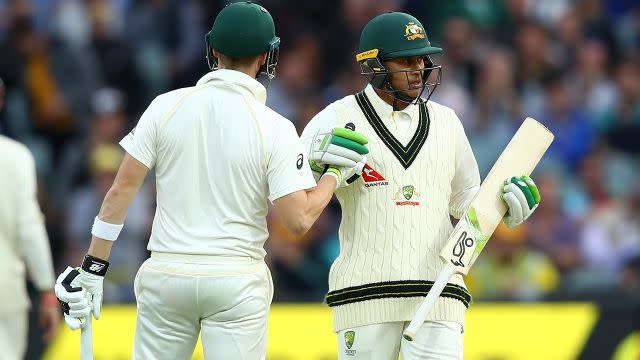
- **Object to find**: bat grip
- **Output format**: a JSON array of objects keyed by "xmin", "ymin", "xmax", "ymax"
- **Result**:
[
  {"xmin": 403, "ymin": 263, "xmax": 456, "ymax": 341},
  {"xmin": 81, "ymin": 316, "xmax": 94, "ymax": 360}
]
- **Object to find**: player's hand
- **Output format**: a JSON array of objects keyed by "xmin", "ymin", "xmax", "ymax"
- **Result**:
[
  {"xmin": 323, "ymin": 155, "xmax": 367, "ymax": 189},
  {"xmin": 39, "ymin": 290, "xmax": 61, "ymax": 342},
  {"xmin": 308, "ymin": 127, "xmax": 369, "ymax": 174},
  {"xmin": 502, "ymin": 175, "xmax": 541, "ymax": 228},
  {"xmin": 54, "ymin": 255, "xmax": 109, "ymax": 330}
]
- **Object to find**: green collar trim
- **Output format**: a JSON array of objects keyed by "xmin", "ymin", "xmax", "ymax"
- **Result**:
[{"xmin": 355, "ymin": 91, "xmax": 430, "ymax": 169}]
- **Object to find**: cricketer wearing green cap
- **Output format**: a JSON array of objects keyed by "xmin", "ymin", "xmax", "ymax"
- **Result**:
[
  {"xmin": 52, "ymin": 2, "xmax": 369, "ymax": 359},
  {"xmin": 302, "ymin": 12, "xmax": 541, "ymax": 359}
]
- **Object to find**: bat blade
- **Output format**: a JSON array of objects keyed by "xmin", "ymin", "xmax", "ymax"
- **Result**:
[
  {"xmin": 403, "ymin": 117, "xmax": 554, "ymax": 341},
  {"xmin": 441, "ymin": 117, "xmax": 554, "ymax": 275}
]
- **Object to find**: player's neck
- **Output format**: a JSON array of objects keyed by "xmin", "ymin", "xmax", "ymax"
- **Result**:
[
  {"xmin": 218, "ymin": 64, "xmax": 260, "ymax": 80},
  {"xmin": 373, "ymin": 88, "xmax": 410, "ymax": 111}
]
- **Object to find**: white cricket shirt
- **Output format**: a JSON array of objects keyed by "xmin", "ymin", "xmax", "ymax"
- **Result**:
[
  {"xmin": 120, "ymin": 70, "xmax": 316, "ymax": 259},
  {"xmin": 0, "ymin": 136, "xmax": 55, "ymax": 313},
  {"xmin": 301, "ymin": 85, "xmax": 480, "ymax": 331}
]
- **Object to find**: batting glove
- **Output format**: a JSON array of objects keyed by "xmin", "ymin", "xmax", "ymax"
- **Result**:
[
  {"xmin": 54, "ymin": 255, "xmax": 108, "ymax": 330},
  {"xmin": 502, "ymin": 175, "xmax": 541, "ymax": 228},
  {"xmin": 323, "ymin": 155, "xmax": 367, "ymax": 189},
  {"xmin": 309, "ymin": 127, "xmax": 368, "ymax": 173}
]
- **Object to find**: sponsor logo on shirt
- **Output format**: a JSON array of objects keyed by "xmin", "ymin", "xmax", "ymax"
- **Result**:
[
  {"xmin": 362, "ymin": 164, "xmax": 388, "ymax": 188},
  {"xmin": 393, "ymin": 185, "xmax": 421, "ymax": 206}
]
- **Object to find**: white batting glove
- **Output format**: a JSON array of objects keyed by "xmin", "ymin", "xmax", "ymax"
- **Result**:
[
  {"xmin": 502, "ymin": 175, "xmax": 541, "ymax": 228},
  {"xmin": 54, "ymin": 255, "xmax": 108, "ymax": 330}
]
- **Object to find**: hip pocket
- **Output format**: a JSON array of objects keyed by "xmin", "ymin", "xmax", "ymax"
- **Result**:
[
  {"xmin": 133, "ymin": 259, "xmax": 149, "ymax": 299},
  {"xmin": 264, "ymin": 263, "xmax": 274, "ymax": 304}
]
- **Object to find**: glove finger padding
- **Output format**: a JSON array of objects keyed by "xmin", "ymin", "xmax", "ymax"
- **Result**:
[
  {"xmin": 332, "ymin": 127, "xmax": 368, "ymax": 146},
  {"xmin": 309, "ymin": 128, "xmax": 369, "ymax": 170},
  {"xmin": 314, "ymin": 147, "xmax": 359, "ymax": 168},
  {"xmin": 92, "ymin": 291, "xmax": 103, "ymax": 319},
  {"xmin": 325, "ymin": 144, "xmax": 363, "ymax": 163},
  {"xmin": 502, "ymin": 191, "xmax": 523, "ymax": 228},
  {"xmin": 63, "ymin": 313, "xmax": 86, "ymax": 331},
  {"xmin": 331, "ymin": 135, "xmax": 369, "ymax": 155}
]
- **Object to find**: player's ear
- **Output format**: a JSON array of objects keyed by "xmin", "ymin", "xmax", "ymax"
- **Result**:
[{"xmin": 258, "ymin": 52, "xmax": 268, "ymax": 66}]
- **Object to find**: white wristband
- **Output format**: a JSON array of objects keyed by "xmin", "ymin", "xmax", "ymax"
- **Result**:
[{"xmin": 91, "ymin": 216, "xmax": 124, "ymax": 241}]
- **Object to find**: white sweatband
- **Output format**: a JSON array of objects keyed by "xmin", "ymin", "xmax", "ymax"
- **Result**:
[{"xmin": 91, "ymin": 216, "xmax": 124, "ymax": 241}]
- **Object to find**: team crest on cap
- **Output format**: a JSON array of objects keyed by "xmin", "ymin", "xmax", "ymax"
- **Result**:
[{"xmin": 404, "ymin": 22, "xmax": 425, "ymax": 41}]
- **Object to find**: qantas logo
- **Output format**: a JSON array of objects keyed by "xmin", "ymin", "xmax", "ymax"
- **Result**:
[{"xmin": 362, "ymin": 164, "xmax": 388, "ymax": 187}]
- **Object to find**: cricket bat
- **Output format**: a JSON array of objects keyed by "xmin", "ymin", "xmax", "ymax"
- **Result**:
[
  {"xmin": 81, "ymin": 317, "xmax": 93, "ymax": 360},
  {"xmin": 403, "ymin": 117, "xmax": 554, "ymax": 341}
]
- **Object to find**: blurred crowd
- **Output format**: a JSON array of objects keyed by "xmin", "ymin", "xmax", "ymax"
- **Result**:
[{"xmin": 1, "ymin": 0, "xmax": 639, "ymax": 304}]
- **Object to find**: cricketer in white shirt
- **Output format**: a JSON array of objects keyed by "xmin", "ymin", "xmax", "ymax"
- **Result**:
[
  {"xmin": 53, "ymin": 63, "xmax": 367, "ymax": 359},
  {"xmin": 52, "ymin": 4, "xmax": 370, "ymax": 358},
  {"xmin": 0, "ymin": 135, "xmax": 59, "ymax": 359}
]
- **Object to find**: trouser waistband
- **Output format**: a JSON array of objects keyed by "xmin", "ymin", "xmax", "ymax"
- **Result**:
[{"xmin": 150, "ymin": 251, "xmax": 261, "ymax": 265}]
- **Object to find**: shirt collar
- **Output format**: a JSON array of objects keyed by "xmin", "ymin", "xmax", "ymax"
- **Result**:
[
  {"xmin": 363, "ymin": 84, "xmax": 419, "ymax": 120},
  {"xmin": 197, "ymin": 69, "xmax": 267, "ymax": 104}
]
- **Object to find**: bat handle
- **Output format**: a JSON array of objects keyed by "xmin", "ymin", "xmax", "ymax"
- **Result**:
[
  {"xmin": 403, "ymin": 263, "xmax": 456, "ymax": 341},
  {"xmin": 81, "ymin": 316, "xmax": 94, "ymax": 360}
]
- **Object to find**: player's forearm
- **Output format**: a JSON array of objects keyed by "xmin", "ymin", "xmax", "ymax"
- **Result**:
[
  {"xmin": 87, "ymin": 237, "xmax": 115, "ymax": 260},
  {"xmin": 298, "ymin": 176, "xmax": 336, "ymax": 233},
  {"xmin": 87, "ymin": 179, "xmax": 140, "ymax": 260}
]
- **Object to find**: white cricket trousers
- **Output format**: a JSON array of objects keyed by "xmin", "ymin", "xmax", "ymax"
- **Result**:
[
  {"xmin": 132, "ymin": 252, "xmax": 273, "ymax": 360},
  {"xmin": 337, "ymin": 320, "xmax": 463, "ymax": 360},
  {"xmin": 0, "ymin": 311, "xmax": 27, "ymax": 360}
]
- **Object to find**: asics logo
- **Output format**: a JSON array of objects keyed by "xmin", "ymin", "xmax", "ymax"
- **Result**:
[{"xmin": 89, "ymin": 263, "xmax": 104, "ymax": 272}]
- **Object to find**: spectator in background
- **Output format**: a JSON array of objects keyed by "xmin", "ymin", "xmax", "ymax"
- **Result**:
[
  {"xmin": 54, "ymin": 87, "xmax": 127, "ymax": 207},
  {"xmin": 600, "ymin": 56, "xmax": 640, "ymax": 153},
  {"xmin": 267, "ymin": 33, "xmax": 323, "ymax": 125},
  {"xmin": 88, "ymin": 0, "xmax": 142, "ymax": 114},
  {"xmin": 65, "ymin": 144, "xmax": 152, "ymax": 302},
  {"xmin": 468, "ymin": 48, "xmax": 519, "ymax": 176},
  {"xmin": 580, "ymin": 186, "xmax": 640, "ymax": 290},
  {"xmin": 439, "ymin": 17, "xmax": 478, "ymax": 91},
  {"xmin": 466, "ymin": 224, "xmax": 559, "ymax": 301},
  {"xmin": 515, "ymin": 20, "xmax": 556, "ymax": 120},
  {"xmin": 540, "ymin": 70, "xmax": 595, "ymax": 171},
  {"xmin": 13, "ymin": 16, "xmax": 75, "ymax": 151},
  {"xmin": 567, "ymin": 39, "xmax": 617, "ymax": 116},
  {"xmin": 577, "ymin": 149, "xmax": 611, "ymax": 211},
  {"xmin": 619, "ymin": 255, "xmax": 640, "ymax": 297},
  {"xmin": 430, "ymin": 18, "xmax": 475, "ymax": 121},
  {"xmin": 527, "ymin": 172, "xmax": 582, "ymax": 276},
  {"xmin": 320, "ymin": 64, "xmax": 367, "ymax": 106},
  {"xmin": 555, "ymin": 8, "xmax": 584, "ymax": 69}
]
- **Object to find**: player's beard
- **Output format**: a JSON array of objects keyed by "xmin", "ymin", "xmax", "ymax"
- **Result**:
[{"xmin": 388, "ymin": 73, "xmax": 424, "ymax": 103}]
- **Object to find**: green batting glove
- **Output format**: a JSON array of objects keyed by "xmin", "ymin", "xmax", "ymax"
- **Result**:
[
  {"xmin": 502, "ymin": 175, "xmax": 541, "ymax": 228},
  {"xmin": 309, "ymin": 127, "xmax": 368, "ymax": 174}
]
